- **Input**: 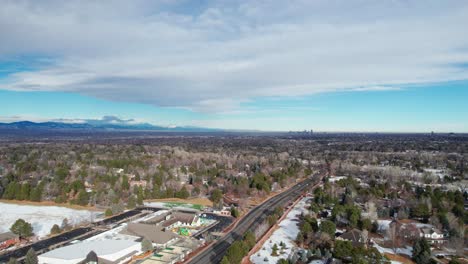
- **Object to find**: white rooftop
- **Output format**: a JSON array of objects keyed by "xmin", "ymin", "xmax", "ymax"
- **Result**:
[{"xmin": 39, "ymin": 239, "xmax": 140, "ymax": 264}]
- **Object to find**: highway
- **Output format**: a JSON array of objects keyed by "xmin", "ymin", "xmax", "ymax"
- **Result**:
[{"xmin": 187, "ymin": 174, "xmax": 322, "ymax": 264}]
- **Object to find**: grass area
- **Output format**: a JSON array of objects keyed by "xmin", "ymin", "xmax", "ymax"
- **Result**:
[{"xmin": 0, "ymin": 199, "xmax": 103, "ymax": 211}]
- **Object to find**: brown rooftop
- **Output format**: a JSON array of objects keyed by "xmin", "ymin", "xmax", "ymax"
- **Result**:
[
  {"xmin": 123, "ymin": 223, "xmax": 177, "ymax": 244},
  {"xmin": 162, "ymin": 212, "xmax": 196, "ymax": 227}
]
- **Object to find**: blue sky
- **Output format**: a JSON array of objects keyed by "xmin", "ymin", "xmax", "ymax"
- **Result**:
[
  {"xmin": 1, "ymin": 0, "xmax": 468, "ymax": 132},
  {"xmin": 1, "ymin": 81, "xmax": 467, "ymax": 132}
]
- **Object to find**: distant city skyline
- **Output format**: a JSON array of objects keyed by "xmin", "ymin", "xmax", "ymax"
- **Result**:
[{"xmin": 1, "ymin": 0, "xmax": 468, "ymax": 132}]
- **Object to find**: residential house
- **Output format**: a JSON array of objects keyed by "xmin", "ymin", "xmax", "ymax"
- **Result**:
[
  {"xmin": 337, "ymin": 229, "xmax": 369, "ymax": 247},
  {"xmin": 419, "ymin": 228, "xmax": 447, "ymax": 245}
]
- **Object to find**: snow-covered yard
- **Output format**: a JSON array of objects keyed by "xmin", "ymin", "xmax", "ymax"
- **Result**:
[
  {"xmin": 373, "ymin": 243, "xmax": 412, "ymax": 257},
  {"xmin": 250, "ymin": 197, "xmax": 310, "ymax": 264},
  {"xmin": 327, "ymin": 176, "xmax": 347, "ymax": 183},
  {"xmin": 0, "ymin": 202, "xmax": 101, "ymax": 238},
  {"xmin": 377, "ymin": 219, "xmax": 392, "ymax": 232}
]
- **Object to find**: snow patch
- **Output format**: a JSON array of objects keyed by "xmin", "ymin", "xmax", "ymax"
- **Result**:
[
  {"xmin": 0, "ymin": 202, "xmax": 100, "ymax": 238},
  {"xmin": 250, "ymin": 197, "xmax": 310, "ymax": 264},
  {"xmin": 373, "ymin": 243, "xmax": 412, "ymax": 257},
  {"xmin": 327, "ymin": 176, "xmax": 347, "ymax": 183},
  {"xmin": 377, "ymin": 219, "xmax": 392, "ymax": 232}
]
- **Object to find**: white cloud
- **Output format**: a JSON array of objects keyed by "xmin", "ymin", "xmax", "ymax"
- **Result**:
[
  {"xmin": 0, "ymin": 115, "xmax": 146, "ymax": 125},
  {"xmin": 0, "ymin": 0, "xmax": 467, "ymax": 112}
]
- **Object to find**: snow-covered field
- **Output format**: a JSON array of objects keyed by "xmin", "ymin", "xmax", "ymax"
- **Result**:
[
  {"xmin": 0, "ymin": 202, "xmax": 101, "ymax": 238},
  {"xmin": 250, "ymin": 197, "xmax": 310, "ymax": 264}
]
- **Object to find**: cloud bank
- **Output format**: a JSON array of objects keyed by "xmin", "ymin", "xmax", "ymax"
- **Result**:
[
  {"xmin": 0, "ymin": 115, "xmax": 144, "ymax": 125},
  {"xmin": 1, "ymin": 0, "xmax": 468, "ymax": 111}
]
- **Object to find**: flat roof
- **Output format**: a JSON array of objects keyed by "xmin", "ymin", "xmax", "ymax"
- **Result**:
[
  {"xmin": 123, "ymin": 223, "xmax": 176, "ymax": 244},
  {"xmin": 40, "ymin": 239, "xmax": 138, "ymax": 260},
  {"xmin": 141, "ymin": 259, "xmax": 169, "ymax": 264},
  {"xmin": 161, "ymin": 245, "xmax": 188, "ymax": 255},
  {"xmin": 149, "ymin": 251, "xmax": 180, "ymax": 263}
]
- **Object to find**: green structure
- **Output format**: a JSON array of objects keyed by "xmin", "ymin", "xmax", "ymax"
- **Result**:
[{"xmin": 178, "ymin": 227, "xmax": 190, "ymax": 236}]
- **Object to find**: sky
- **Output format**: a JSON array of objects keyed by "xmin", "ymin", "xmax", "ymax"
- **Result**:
[{"xmin": 0, "ymin": 0, "xmax": 467, "ymax": 132}]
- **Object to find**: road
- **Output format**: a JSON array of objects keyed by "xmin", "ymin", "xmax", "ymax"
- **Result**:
[
  {"xmin": 194, "ymin": 213, "xmax": 234, "ymax": 239},
  {"xmin": 187, "ymin": 174, "xmax": 322, "ymax": 264}
]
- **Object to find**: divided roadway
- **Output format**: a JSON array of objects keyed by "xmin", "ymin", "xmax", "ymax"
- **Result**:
[{"xmin": 187, "ymin": 175, "xmax": 321, "ymax": 264}]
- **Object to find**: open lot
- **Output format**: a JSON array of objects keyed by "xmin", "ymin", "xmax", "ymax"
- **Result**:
[{"xmin": 0, "ymin": 202, "xmax": 101, "ymax": 238}]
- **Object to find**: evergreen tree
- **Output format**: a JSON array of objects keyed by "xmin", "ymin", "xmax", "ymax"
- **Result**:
[
  {"xmin": 24, "ymin": 248, "xmax": 38, "ymax": 264},
  {"xmin": 272, "ymin": 243, "xmax": 279, "ymax": 256},
  {"xmin": 412, "ymin": 238, "xmax": 432, "ymax": 264},
  {"xmin": 231, "ymin": 206, "xmax": 240, "ymax": 218},
  {"xmin": 280, "ymin": 241, "xmax": 286, "ymax": 249},
  {"xmin": 3, "ymin": 182, "xmax": 18, "ymax": 200},
  {"xmin": 334, "ymin": 240, "xmax": 353, "ymax": 259},
  {"xmin": 50, "ymin": 224, "xmax": 61, "ymax": 235},
  {"xmin": 136, "ymin": 189, "xmax": 144, "ymax": 205},
  {"xmin": 210, "ymin": 189, "xmax": 223, "ymax": 208},
  {"xmin": 296, "ymin": 231, "xmax": 304, "ymax": 245},
  {"xmin": 76, "ymin": 190, "xmax": 89, "ymax": 206},
  {"xmin": 320, "ymin": 220, "xmax": 336, "ymax": 237},
  {"xmin": 20, "ymin": 183, "xmax": 31, "ymax": 200},
  {"xmin": 244, "ymin": 231, "xmax": 256, "ymax": 250},
  {"xmin": 176, "ymin": 186, "xmax": 190, "ymax": 199},
  {"xmin": 10, "ymin": 219, "xmax": 33, "ymax": 238},
  {"xmin": 105, "ymin": 208, "xmax": 113, "ymax": 217},
  {"xmin": 7, "ymin": 258, "xmax": 18, "ymax": 264},
  {"xmin": 220, "ymin": 256, "xmax": 230, "ymax": 264},
  {"xmin": 127, "ymin": 195, "xmax": 136, "ymax": 209},
  {"xmin": 30, "ymin": 186, "xmax": 42, "ymax": 202},
  {"xmin": 225, "ymin": 241, "xmax": 247, "ymax": 264},
  {"xmin": 121, "ymin": 175, "xmax": 130, "ymax": 190}
]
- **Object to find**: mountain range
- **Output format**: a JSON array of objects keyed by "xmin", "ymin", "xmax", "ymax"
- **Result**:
[{"xmin": 0, "ymin": 120, "xmax": 221, "ymax": 132}]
